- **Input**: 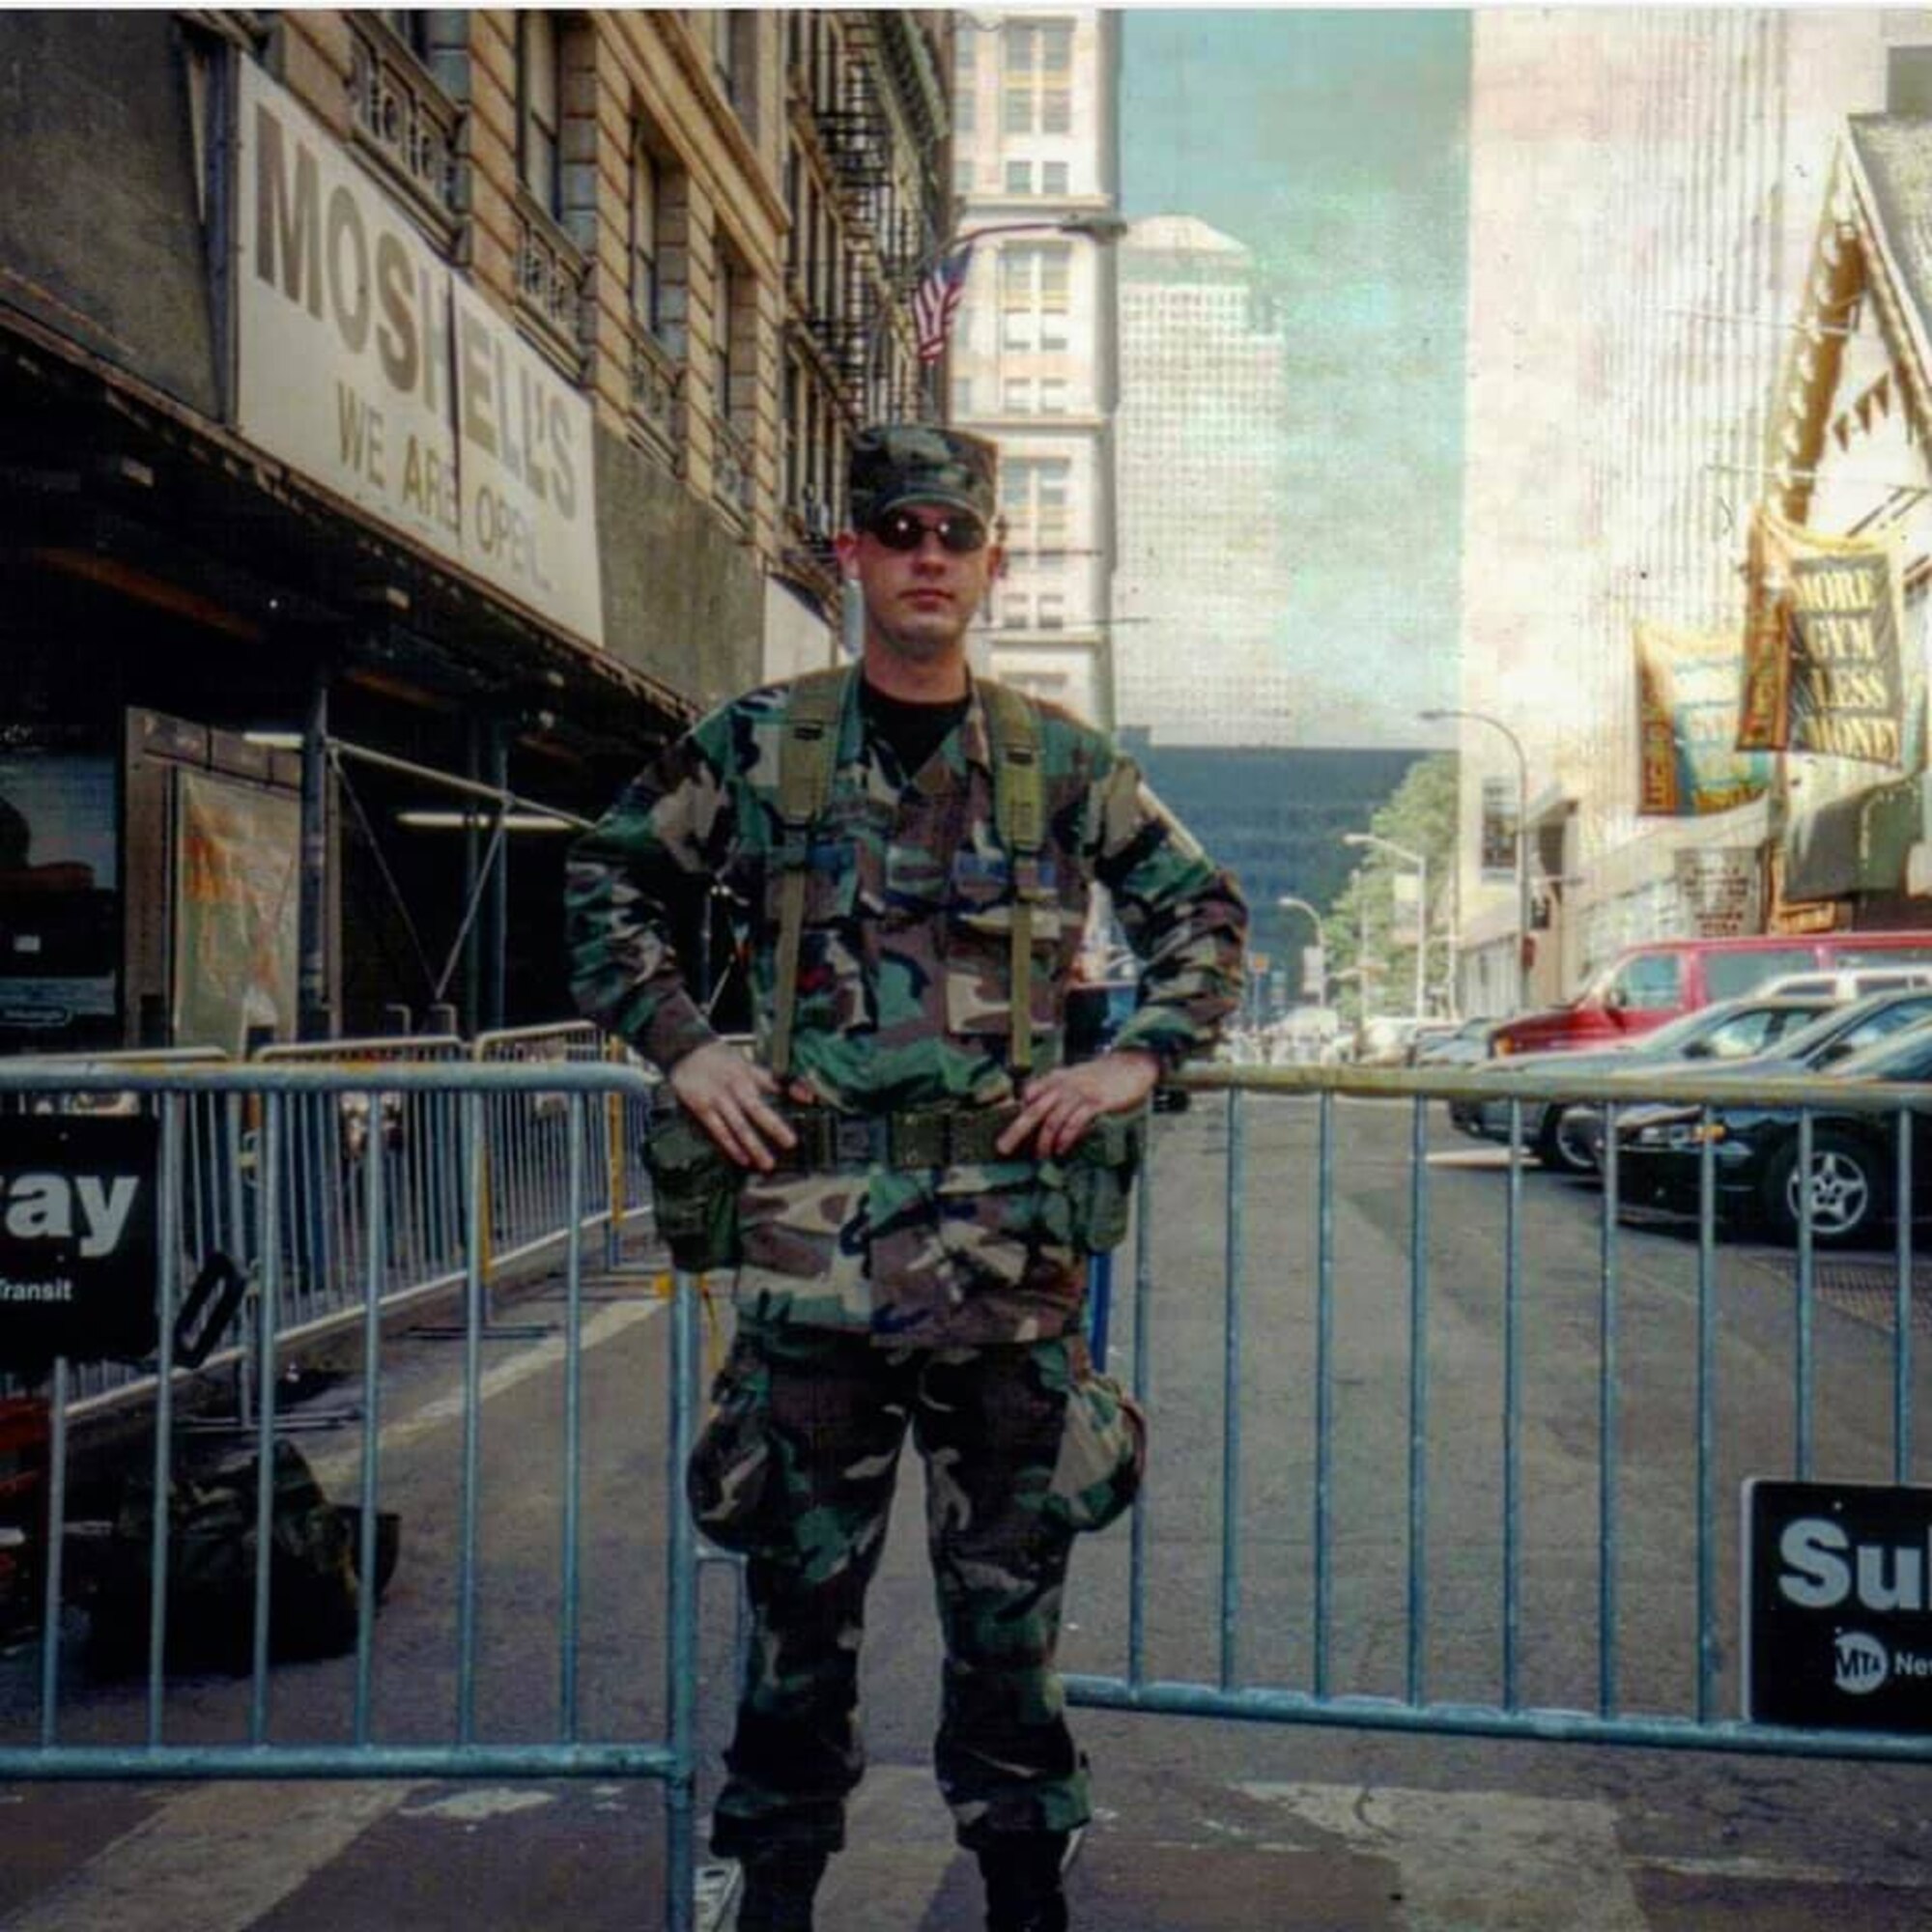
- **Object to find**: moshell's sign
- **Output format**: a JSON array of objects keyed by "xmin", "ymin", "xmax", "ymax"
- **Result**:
[
  {"xmin": 0, "ymin": 1115, "xmax": 160, "ymax": 1367},
  {"xmin": 1744, "ymin": 1478, "xmax": 1932, "ymax": 1732},
  {"xmin": 234, "ymin": 64, "xmax": 603, "ymax": 647}
]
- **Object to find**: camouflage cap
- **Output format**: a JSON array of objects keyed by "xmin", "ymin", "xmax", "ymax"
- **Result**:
[{"xmin": 848, "ymin": 423, "xmax": 998, "ymax": 528}]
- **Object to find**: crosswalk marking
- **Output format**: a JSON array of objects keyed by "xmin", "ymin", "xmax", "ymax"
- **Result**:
[
  {"xmin": 0, "ymin": 1782, "xmax": 422, "ymax": 1932},
  {"xmin": 1237, "ymin": 1782, "xmax": 1648, "ymax": 1931}
]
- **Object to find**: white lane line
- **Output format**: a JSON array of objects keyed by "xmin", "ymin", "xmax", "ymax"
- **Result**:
[
  {"xmin": 303, "ymin": 1293, "xmax": 663, "ymax": 1491},
  {"xmin": 1627, "ymin": 1852, "xmax": 1932, "ymax": 1889},
  {"xmin": 0, "ymin": 1781, "xmax": 423, "ymax": 1932},
  {"xmin": 1239, "ymin": 1782, "xmax": 1648, "ymax": 1932}
]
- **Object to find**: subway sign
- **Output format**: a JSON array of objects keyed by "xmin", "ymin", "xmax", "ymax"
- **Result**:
[
  {"xmin": 1744, "ymin": 1478, "xmax": 1932, "ymax": 1732},
  {"xmin": 0, "ymin": 1114, "xmax": 160, "ymax": 1367},
  {"xmin": 234, "ymin": 62, "xmax": 603, "ymax": 647}
]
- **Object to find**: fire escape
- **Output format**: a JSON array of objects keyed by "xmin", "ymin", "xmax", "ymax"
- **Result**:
[{"xmin": 814, "ymin": 22, "xmax": 893, "ymax": 418}]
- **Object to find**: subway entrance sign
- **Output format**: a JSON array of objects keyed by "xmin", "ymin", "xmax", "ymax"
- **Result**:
[{"xmin": 1744, "ymin": 1478, "xmax": 1932, "ymax": 1732}]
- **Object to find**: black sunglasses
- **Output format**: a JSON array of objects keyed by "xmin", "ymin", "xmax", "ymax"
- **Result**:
[{"xmin": 866, "ymin": 506, "xmax": 989, "ymax": 554}]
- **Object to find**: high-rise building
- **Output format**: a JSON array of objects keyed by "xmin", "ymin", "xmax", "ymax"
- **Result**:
[
  {"xmin": 1111, "ymin": 215, "xmax": 1300, "ymax": 745},
  {"xmin": 1454, "ymin": 10, "xmax": 1932, "ymax": 1014},
  {"xmin": 948, "ymin": 10, "xmax": 1121, "ymax": 724}
]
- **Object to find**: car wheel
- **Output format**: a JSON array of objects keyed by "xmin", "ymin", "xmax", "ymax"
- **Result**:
[
  {"xmin": 1758, "ymin": 1130, "xmax": 1889, "ymax": 1247},
  {"xmin": 1536, "ymin": 1104, "xmax": 1597, "ymax": 1177}
]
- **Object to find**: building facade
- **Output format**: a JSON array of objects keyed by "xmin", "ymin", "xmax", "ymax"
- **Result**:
[
  {"xmin": 1453, "ymin": 10, "xmax": 1932, "ymax": 1017},
  {"xmin": 1111, "ymin": 215, "xmax": 1301, "ymax": 745},
  {"xmin": 0, "ymin": 9, "xmax": 950, "ymax": 1049},
  {"xmin": 947, "ymin": 9, "xmax": 1122, "ymax": 725}
]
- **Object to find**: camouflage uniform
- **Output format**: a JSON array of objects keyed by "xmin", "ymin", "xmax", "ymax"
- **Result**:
[{"xmin": 565, "ymin": 439, "xmax": 1247, "ymax": 1864}]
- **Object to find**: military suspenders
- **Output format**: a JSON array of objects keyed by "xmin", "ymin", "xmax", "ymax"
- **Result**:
[{"xmin": 767, "ymin": 667, "xmax": 1045, "ymax": 1082}]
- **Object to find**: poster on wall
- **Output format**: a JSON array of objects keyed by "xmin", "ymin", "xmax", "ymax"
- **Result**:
[
  {"xmin": 173, "ymin": 770, "xmax": 300, "ymax": 1054},
  {"xmin": 1674, "ymin": 847, "xmax": 1761, "ymax": 938},
  {"xmin": 1737, "ymin": 508, "xmax": 1908, "ymax": 765},
  {"xmin": 0, "ymin": 753, "xmax": 119, "ymax": 1045},
  {"xmin": 1635, "ymin": 622, "xmax": 1773, "ymax": 815}
]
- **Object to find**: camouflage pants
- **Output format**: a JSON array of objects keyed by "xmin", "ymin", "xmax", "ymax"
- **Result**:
[{"xmin": 689, "ymin": 1318, "xmax": 1145, "ymax": 1858}]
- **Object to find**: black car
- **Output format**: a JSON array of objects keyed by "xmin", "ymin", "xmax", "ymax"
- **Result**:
[
  {"xmin": 1611, "ymin": 1018, "xmax": 1932, "ymax": 1247},
  {"xmin": 1579, "ymin": 985, "xmax": 1932, "ymax": 1171},
  {"xmin": 1444, "ymin": 993, "xmax": 1834, "ymax": 1175}
]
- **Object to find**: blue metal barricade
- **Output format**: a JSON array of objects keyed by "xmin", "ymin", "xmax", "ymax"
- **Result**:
[
  {"xmin": 1066, "ymin": 1058, "xmax": 1932, "ymax": 1768},
  {"xmin": 0, "ymin": 1057, "xmax": 705, "ymax": 1932}
]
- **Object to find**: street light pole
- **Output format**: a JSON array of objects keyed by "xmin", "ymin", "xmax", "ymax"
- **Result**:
[
  {"xmin": 1343, "ymin": 831, "xmax": 1428, "ymax": 1020},
  {"xmin": 1275, "ymin": 895, "xmax": 1325, "ymax": 1006},
  {"xmin": 1420, "ymin": 706, "xmax": 1529, "ymax": 1014}
]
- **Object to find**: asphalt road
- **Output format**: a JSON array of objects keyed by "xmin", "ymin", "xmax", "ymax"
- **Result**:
[{"xmin": 4, "ymin": 1094, "xmax": 1932, "ymax": 1930}]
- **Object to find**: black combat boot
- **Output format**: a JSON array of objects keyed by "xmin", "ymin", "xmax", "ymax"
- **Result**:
[
  {"xmin": 978, "ymin": 1832, "xmax": 1071, "ymax": 1932},
  {"xmin": 736, "ymin": 1847, "xmax": 829, "ymax": 1932}
]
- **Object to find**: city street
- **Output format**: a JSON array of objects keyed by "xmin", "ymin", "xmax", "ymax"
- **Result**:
[{"xmin": 4, "ymin": 1093, "xmax": 1931, "ymax": 1930}]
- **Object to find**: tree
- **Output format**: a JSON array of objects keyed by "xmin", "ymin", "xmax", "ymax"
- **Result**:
[{"xmin": 1323, "ymin": 753, "xmax": 1459, "ymax": 1027}]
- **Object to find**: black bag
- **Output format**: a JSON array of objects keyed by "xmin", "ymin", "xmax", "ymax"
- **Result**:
[{"xmin": 85, "ymin": 1438, "xmax": 398, "ymax": 1674}]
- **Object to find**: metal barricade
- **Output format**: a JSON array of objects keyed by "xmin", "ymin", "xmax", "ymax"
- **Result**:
[
  {"xmin": 1064, "ymin": 1059, "xmax": 1932, "ymax": 1767},
  {"xmin": 473, "ymin": 1023, "xmax": 660, "ymax": 1282},
  {"xmin": 0, "ymin": 1058, "xmax": 704, "ymax": 1932}
]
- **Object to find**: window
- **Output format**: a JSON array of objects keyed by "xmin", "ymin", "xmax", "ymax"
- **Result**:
[
  {"xmin": 1704, "ymin": 949, "xmax": 1811, "ymax": 999},
  {"xmin": 630, "ymin": 129, "xmax": 663, "ymax": 336},
  {"xmin": 1039, "ymin": 377, "xmax": 1068, "ymax": 413},
  {"xmin": 955, "ymin": 85, "xmax": 977, "ymax": 137},
  {"xmin": 1001, "ymin": 457, "xmax": 1071, "ymax": 550},
  {"xmin": 954, "ymin": 156, "xmax": 975, "ymax": 195},
  {"xmin": 1000, "ymin": 243, "xmax": 1070, "ymax": 349},
  {"xmin": 1003, "ymin": 378, "xmax": 1034, "ymax": 412},
  {"xmin": 1042, "ymin": 160, "xmax": 1069, "ymax": 195},
  {"xmin": 715, "ymin": 252, "xmax": 738, "ymax": 417},
  {"xmin": 1037, "ymin": 591, "xmax": 1065, "ymax": 631},
  {"xmin": 1610, "ymin": 952, "xmax": 1683, "ymax": 1012},
  {"xmin": 376, "ymin": 10, "xmax": 432, "ymax": 60},
  {"xmin": 952, "ymin": 377, "xmax": 975, "ymax": 416},
  {"xmin": 518, "ymin": 13, "xmax": 561, "ymax": 213},
  {"xmin": 1005, "ymin": 159, "xmax": 1033, "ymax": 195},
  {"xmin": 1004, "ymin": 18, "xmax": 1073, "ymax": 134}
]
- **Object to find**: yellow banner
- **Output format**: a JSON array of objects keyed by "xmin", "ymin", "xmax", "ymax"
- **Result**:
[
  {"xmin": 1635, "ymin": 621, "xmax": 1771, "ymax": 815},
  {"xmin": 1737, "ymin": 507, "xmax": 1907, "ymax": 764}
]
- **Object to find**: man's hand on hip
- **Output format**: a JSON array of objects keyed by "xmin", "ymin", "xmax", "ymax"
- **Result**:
[
  {"xmin": 669, "ymin": 1040, "xmax": 800, "ymax": 1172},
  {"xmin": 998, "ymin": 1048, "xmax": 1160, "ymax": 1160}
]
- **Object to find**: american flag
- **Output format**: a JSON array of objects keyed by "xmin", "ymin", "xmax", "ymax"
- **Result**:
[{"xmin": 911, "ymin": 242, "xmax": 974, "ymax": 364}]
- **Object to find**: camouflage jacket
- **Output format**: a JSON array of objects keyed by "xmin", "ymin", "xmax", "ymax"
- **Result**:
[{"xmin": 566, "ymin": 672, "xmax": 1248, "ymax": 1344}]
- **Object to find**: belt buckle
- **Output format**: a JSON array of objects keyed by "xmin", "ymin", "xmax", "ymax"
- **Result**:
[
  {"xmin": 832, "ymin": 1116, "xmax": 876, "ymax": 1167},
  {"xmin": 888, "ymin": 1109, "xmax": 950, "ymax": 1169}
]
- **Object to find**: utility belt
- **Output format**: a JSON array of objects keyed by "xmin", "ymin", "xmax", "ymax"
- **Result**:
[
  {"xmin": 640, "ymin": 1094, "xmax": 1146, "ymax": 1273},
  {"xmin": 769, "ymin": 1102, "xmax": 1023, "ymax": 1173}
]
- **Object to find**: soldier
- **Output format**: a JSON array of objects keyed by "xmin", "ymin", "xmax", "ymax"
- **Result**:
[{"xmin": 567, "ymin": 425, "xmax": 1247, "ymax": 1931}]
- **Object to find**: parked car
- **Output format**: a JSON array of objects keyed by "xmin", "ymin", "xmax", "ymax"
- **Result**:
[
  {"xmin": 1447, "ymin": 993, "xmax": 1836, "ymax": 1175},
  {"xmin": 1581, "ymin": 985, "xmax": 1932, "ymax": 1172},
  {"xmin": 1488, "ymin": 930, "xmax": 1932, "ymax": 1058},
  {"xmin": 1410, "ymin": 1016, "xmax": 1497, "ymax": 1068},
  {"xmin": 1753, "ymin": 964, "xmax": 1932, "ymax": 1002},
  {"xmin": 1609, "ymin": 1020, "xmax": 1932, "ymax": 1247},
  {"xmin": 1356, "ymin": 1014, "xmax": 1436, "ymax": 1067}
]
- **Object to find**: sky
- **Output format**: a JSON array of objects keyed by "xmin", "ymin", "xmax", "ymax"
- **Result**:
[{"xmin": 1119, "ymin": 10, "xmax": 1472, "ymax": 749}]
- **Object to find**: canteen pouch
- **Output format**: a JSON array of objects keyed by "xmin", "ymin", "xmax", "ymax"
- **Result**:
[
  {"xmin": 1062, "ymin": 1107, "xmax": 1147, "ymax": 1254},
  {"xmin": 642, "ymin": 1102, "xmax": 743, "ymax": 1273},
  {"xmin": 1042, "ymin": 1339, "xmax": 1149, "ymax": 1535}
]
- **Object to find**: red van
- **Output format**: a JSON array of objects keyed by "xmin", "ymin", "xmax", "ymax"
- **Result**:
[{"xmin": 1490, "ymin": 930, "xmax": 1932, "ymax": 1056}]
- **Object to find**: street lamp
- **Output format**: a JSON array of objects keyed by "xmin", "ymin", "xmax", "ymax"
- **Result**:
[
  {"xmin": 1419, "ymin": 706, "xmax": 1529, "ymax": 1015},
  {"xmin": 1343, "ymin": 831, "xmax": 1428, "ymax": 1020},
  {"xmin": 1275, "ymin": 895, "xmax": 1325, "ymax": 1005},
  {"xmin": 868, "ymin": 213, "xmax": 1130, "ymax": 417}
]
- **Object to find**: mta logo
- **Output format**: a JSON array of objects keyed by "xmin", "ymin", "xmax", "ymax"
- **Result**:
[{"xmin": 1833, "ymin": 1630, "xmax": 1889, "ymax": 1695}]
